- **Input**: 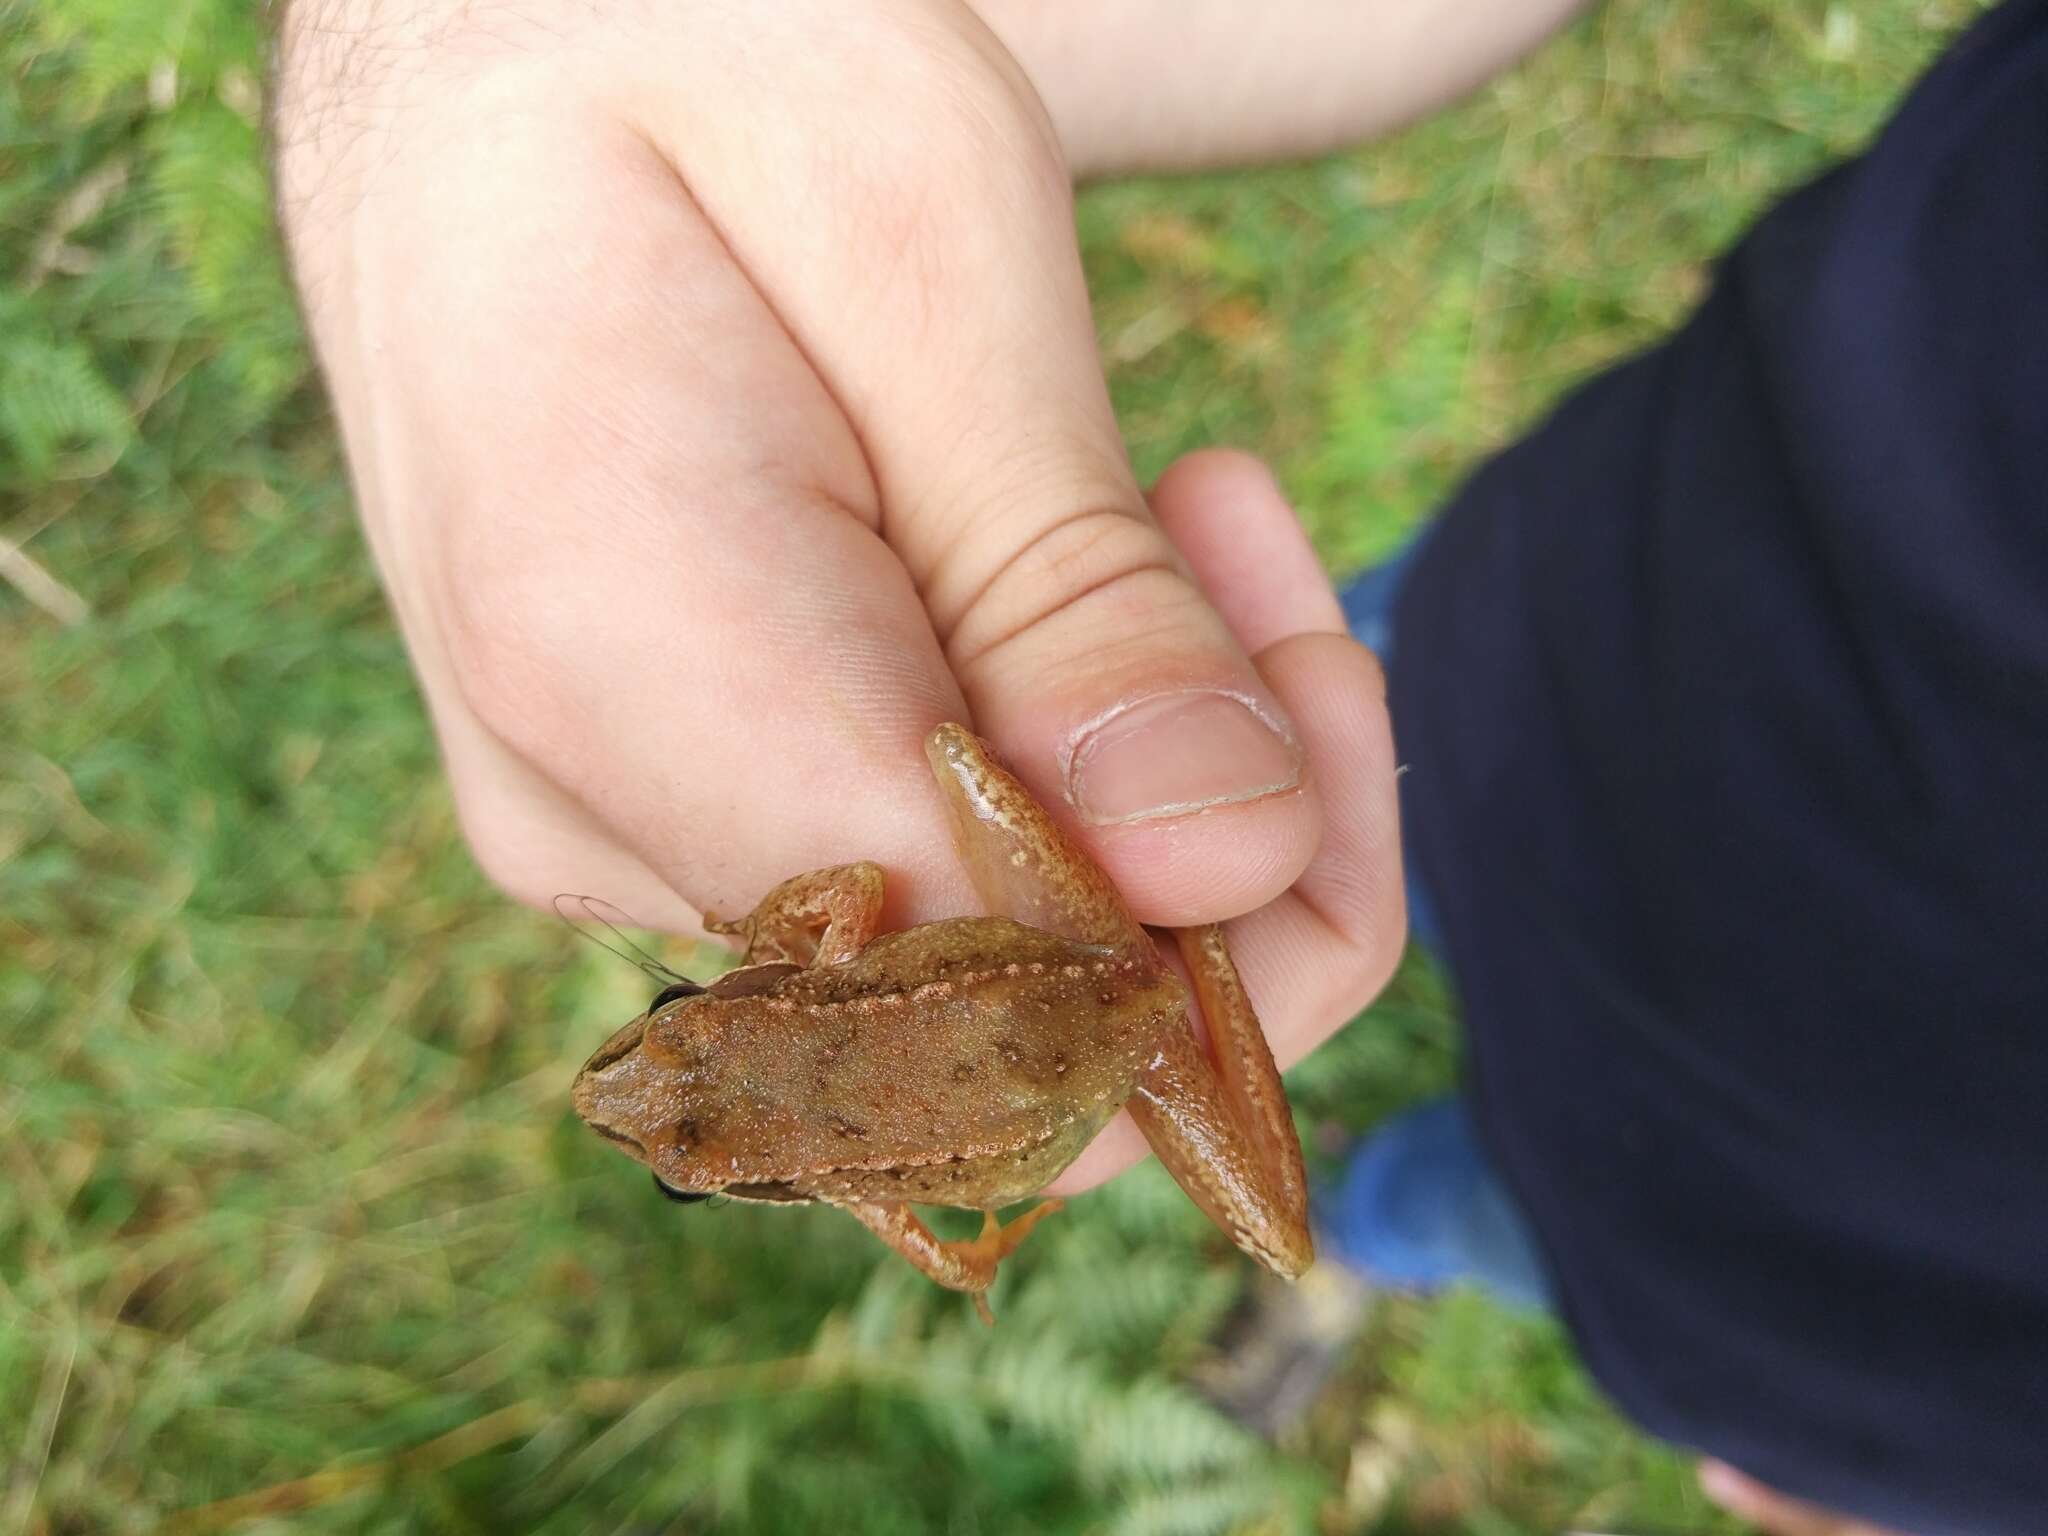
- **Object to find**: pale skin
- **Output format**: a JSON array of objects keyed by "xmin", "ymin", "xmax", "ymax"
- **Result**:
[
  {"xmin": 266, "ymin": 0, "xmax": 1526, "ymax": 1203},
  {"xmin": 274, "ymin": 0, "xmax": 1910, "ymax": 1525},
  {"xmin": 573, "ymin": 724, "xmax": 1311, "ymax": 1324}
]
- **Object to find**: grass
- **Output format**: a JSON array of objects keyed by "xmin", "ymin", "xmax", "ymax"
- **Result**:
[{"xmin": 1, "ymin": 0, "xmax": 1983, "ymax": 1530}]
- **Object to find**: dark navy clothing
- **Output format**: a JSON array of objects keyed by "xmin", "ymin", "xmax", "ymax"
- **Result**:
[{"xmin": 1383, "ymin": 1, "xmax": 2048, "ymax": 1530}]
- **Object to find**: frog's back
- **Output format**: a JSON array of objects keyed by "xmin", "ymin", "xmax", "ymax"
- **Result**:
[{"xmin": 661, "ymin": 918, "xmax": 1183, "ymax": 1190}]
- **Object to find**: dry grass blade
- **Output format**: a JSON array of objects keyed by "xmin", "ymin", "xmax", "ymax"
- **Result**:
[
  {"xmin": 23, "ymin": 155, "xmax": 130, "ymax": 290},
  {"xmin": 0, "ymin": 531, "xmax": 89, "ymax": 626},
  {"xmin": 161, "ymin": 1356, "xmax": 839, "ymax": 1533}
]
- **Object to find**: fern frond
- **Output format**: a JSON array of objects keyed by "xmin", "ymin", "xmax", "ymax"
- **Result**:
[
  {"xmin": 1108, "ymin": 1472, "xmax": 1303, "ymax": 1536},
  {"xmin": 0, "ymin": 331, "xmax": 133, "ymax": 477},
  {"xmin": 148, "ymin": 101, "xmax": 306, "ymax": 414},
  {"xmin": 1012, "ymin": 1244, "xmax": 1238, "ymax": 1357},
  {"xmin": 32, "ymin": 0, "xmax": 267, "ymax": 113}
]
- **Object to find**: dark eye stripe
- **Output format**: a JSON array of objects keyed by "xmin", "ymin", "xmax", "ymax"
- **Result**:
[
  {"xmin": 589, "ymin": 1122, "xmax": 645, "ymax": 1154},
  {"xmin": 583, "ymin": 1024, "xmax": 645, "ymax": 1075}
]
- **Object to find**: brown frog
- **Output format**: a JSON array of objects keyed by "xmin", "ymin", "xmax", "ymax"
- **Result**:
[{"xmin": 572, "ymin": 723, "xmax": 1312, "ymax": 1321}]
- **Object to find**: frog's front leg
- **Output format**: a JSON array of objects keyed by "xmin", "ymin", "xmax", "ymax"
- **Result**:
[
  {"xmin": 844, "ymin": 1199, "xmax": 1064, "ymax": 1325},
  {"xmin": 705, "ymin": 862, "xmax": 884, "ymax": 966},
  {"xmin": 925, "ymin": 724, "xmax": 1149, "ymax": 955}
]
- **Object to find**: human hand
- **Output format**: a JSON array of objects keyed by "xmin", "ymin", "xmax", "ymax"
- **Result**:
[
  {"xmin": 271, "ymin": 0, "xmax": 1405, "ymax": 1191},
  {"xmin": 1700, "ymin": 1461, "xmax": 1917, "ymax": 1536}
]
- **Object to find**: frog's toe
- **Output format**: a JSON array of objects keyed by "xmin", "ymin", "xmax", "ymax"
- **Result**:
[{"xmin": 984, "ymin": 1198, "xmax": 1063, "ymax": 1262}]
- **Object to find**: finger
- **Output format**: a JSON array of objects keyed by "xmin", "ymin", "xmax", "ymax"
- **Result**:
[
  {"xmin": 1148, "ymin": 449, "xmax": 1347, "ymax": 647},
  {"xmin": 1699, "ymin": 1462, "xmax": 1909, "ymax": 1536},
  {"xmin": 632, "ymin": 4, "xmax": 1319, "ymax": 927},
  {"xmin": 1048, "ymin": 630, "xmax": 1404, "ymax": 1192},
  {"xmin": 1149, "ymin": 447, "xmax": 1396, "ymax": 1027}
]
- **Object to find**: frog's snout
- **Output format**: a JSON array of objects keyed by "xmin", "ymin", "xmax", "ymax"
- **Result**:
[{"xmin": 571, "ymin": 1016, "xmax": 651, "ymax": 1156}]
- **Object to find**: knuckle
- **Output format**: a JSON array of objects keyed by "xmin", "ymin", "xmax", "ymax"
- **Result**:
[
  {"xmin": 865, "ymin": 11, "xmax": 1064, "ymax": 176},
  {"xmin": 813, "ymin": 15, "xmax": 1069, "ymax": 280},
  {"xmin": 939, "ymin": 502, "xmax": 1192, "ymax": 672}
]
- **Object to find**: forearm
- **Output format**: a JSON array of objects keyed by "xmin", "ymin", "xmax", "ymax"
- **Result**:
[{"xmin": 974, "ymin": 0, "xmax": 1594, "ymax": 178}]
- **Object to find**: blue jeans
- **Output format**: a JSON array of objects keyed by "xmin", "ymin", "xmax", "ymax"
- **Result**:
[{"xmin": 1321, "ymin": 538, "xmax": 1549, "ymax": 1310}]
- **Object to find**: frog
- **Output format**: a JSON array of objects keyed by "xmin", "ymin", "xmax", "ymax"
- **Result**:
[{"xmin": 571, "ymin": 722, "xmax": 1312, "ymax": 1322}]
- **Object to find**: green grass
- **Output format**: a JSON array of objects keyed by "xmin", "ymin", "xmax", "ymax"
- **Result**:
[{"xmin": 1, "ymin": 0, "xmax": 1983, "ymax": 1530}]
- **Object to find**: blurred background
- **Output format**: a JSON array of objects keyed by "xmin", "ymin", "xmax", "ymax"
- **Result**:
[{"xmin": 1, "ymin": 0, "xmax": 1984, "ymax": 1529}]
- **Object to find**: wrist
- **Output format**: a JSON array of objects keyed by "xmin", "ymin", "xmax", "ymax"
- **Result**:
[
  {"xmin": 271, "ymin": 0, "xmax": 439, "ymax": 243},
  {"xmin": 270, "ymin": 0, "xmax": 589, "ymax": 291}
]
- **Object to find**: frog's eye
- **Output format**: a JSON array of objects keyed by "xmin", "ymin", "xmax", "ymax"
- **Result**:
[
  {"xmin": 647, "ymin": 979, "xmax": 706, "ymax": 1012},
  {"xmin": 652, "ymin": 1172, "xmax": 713, "ymax": 1205}
]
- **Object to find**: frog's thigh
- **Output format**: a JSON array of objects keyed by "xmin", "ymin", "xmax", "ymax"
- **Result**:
[
  {"xmin": 705, "ymin": 862, "xmax": 884, "ymax": 966},
  {"xmin": 843, "ymin": 1199, "xmax": 1063, "ymax": 1323},
  {"xmin": 1128, "ymin": 981, "xmax": 1313, "ymax": 1280},
  {"xmin": 923, "ymin": 724, "xmax": 1145, "ymax": 952}
]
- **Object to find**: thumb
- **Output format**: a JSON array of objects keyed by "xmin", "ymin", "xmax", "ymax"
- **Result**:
[{"xmin": 636, "ymin": 3, "xmax": 1317, "ymax": 920}]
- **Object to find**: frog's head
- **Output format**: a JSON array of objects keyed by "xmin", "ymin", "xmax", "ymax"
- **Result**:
[
  {"xmin": 573, "ymin": 963, "xmax": 812, "ymax": 1205},
  {"xmin": 571, "ymin": 977, "xmax": 722, "ymax": 1200}
]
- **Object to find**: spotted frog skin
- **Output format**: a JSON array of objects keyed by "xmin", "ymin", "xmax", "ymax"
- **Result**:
[{"xmin": 572, "ymin": 723, "xmax": 1312, "ymax": 1321}]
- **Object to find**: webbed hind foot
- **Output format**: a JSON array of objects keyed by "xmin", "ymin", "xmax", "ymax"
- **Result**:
[{"xmin": 846, "ymin": 1198, "xmax": 1065, "ymax": 1325}]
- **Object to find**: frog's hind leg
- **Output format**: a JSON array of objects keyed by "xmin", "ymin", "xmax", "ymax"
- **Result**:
[
  {"xmin": 1126, "ymin": 925, "xmax": 1314, "ymax": 1281},
  {"xmin": 705, "ymin": 862, "xmax": 885, "ymax": 965},
  {"xmin": 844, "ymin": 1199, "xmax": 1064, "ymax": 1325},
  {"xmin": 1173, "ymin": 924, "xmax": 1308, "ymax": 1227}
]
